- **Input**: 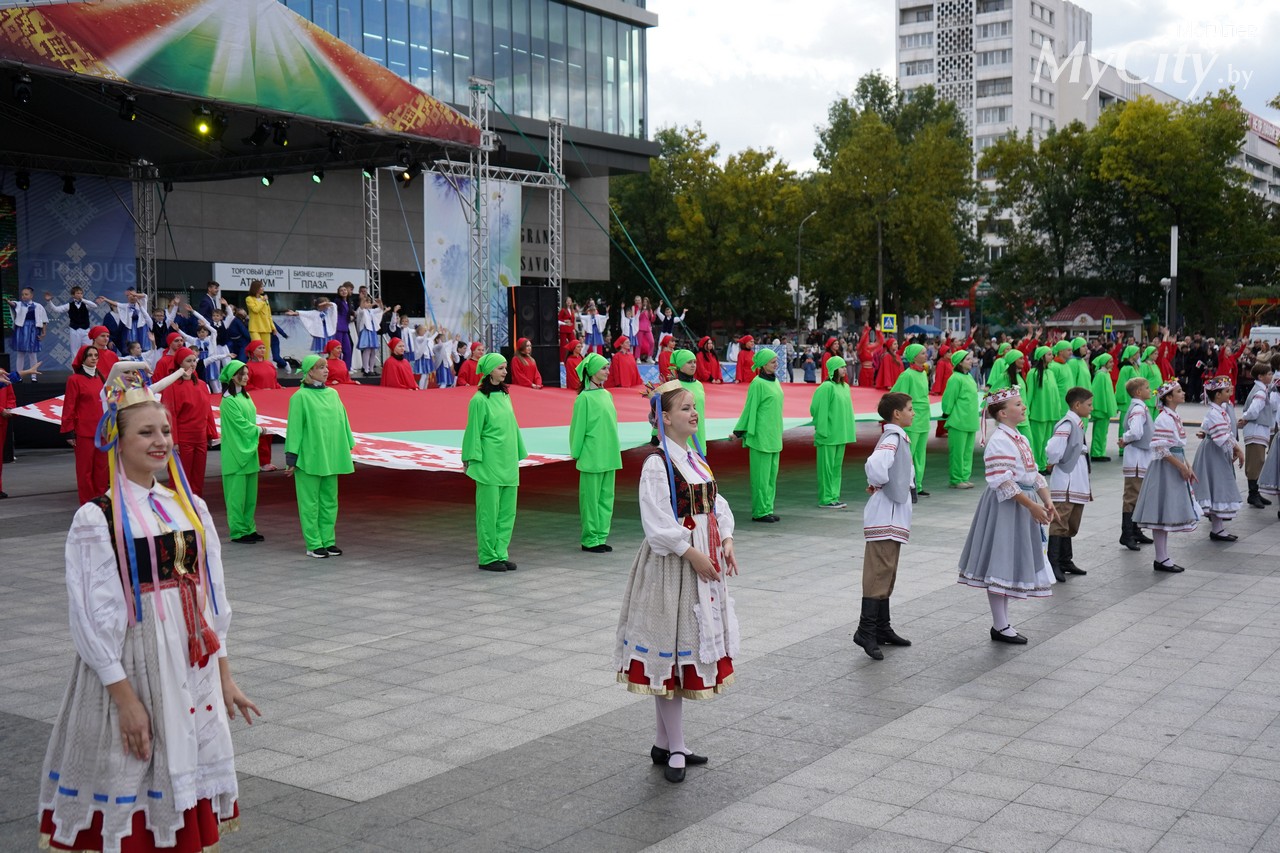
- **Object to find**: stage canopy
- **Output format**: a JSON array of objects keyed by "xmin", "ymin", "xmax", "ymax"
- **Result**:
[
  {"xmin": 13, "ymin": 383, "xmax": 942, "ymax": 474},
  {"xmin": 0, "ymin": 0, "xmax": 481, "ymax": 183}
]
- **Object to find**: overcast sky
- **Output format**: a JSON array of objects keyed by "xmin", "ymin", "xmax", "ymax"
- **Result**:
[{"xmin": 645, "ymin": 0, "xmax": 1280, "ymax": 173}]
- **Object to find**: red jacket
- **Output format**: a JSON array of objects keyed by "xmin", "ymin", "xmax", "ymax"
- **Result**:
[
  {"xmin": 380, "ymin": 355, "xmax": 417, "ymax": 389},
  {"xmin": 736, "ymin": 349, "xmax": 757, "ymax": 383},
  {"xmin": 608, "ymin": 353, "xmax": 643, "ymax": 387},
  {"xmin": 246, "ymin": 360, "xmax": 281, "ymax": 392},
  {"xmin": 510, "ymin": 355, "xmax": 543, "ymax": 388},
  {"xmin": 163, "ymin": 376, "xmax": 217, "ymax": 447},
  {"xmin": 326, "ymin": 357, "xmax": 355, "ymax": 385},
  {"xmin": 456, "ymin": 358, "xmax": 480, "ymax": 386},
  {"xmin": 695, "ymin": 351, "xmax": 720, "ymax": 383},
  {"xmin": 62, "ymin": 371, "xmax": 104, "ymax": 437}
]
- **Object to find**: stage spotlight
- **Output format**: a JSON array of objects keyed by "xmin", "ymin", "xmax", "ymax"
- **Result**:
[
  {"xmin": 328, "ymin": 131, "xmax": 344, "ymax": 157},
  {"xmin": 261, "ymin": 174, "xmax": 274, "ymax": 187},
  {"xmin": 272, "ymin": 120, "xmax": 289, "ymax": 147},
  {"xmin": 193, "ymin": 105, "xmax": 212, "ymax": 136},
  {"xmin": 209, "ymin": 112, "xmax": 228, "ymax": 141},
  {"xmin": 163, "ymin": 180, "xmax": 174, "ymax": 192},
  {"xmin": 312, "ymin": 169, "xmax": 324, "ymax": 184},
  {"xmin": 243, "ymin": 119, "xmax": 271, "ymax": 147},
  {"xmin": 118, "ymin": 94, "xmax": 137, "ymax": 121},
  {"xmin": 13, "ymin": 74, "xmax": 32, "ymax": 105},
  {"xmin": 398, "ymin": 162, "xmax": 423, "ymax": 186},
  {"xmin": 15, "ymin": 171, "xmax": 30, "ymax": 191},
  {"xmin": 396, "ymin": 144, "xmax": 412, "ymax": 167},
  {"xmin": 62, "ymin": 174, "xmax": 75, "ymax": 195}
]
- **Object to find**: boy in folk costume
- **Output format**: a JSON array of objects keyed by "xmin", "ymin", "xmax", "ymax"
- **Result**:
[
  {"xmin": 1240, "ymin": 362, "xmax": 1275, "ymax": 508},
  {"xmin": 570, "ymin": 353, "xmax": 622, "ymax": 552},
  {"xmin": 856, "ymin": 392, "xmax": 916, "ymax": 660},
  {"xmin": 735, "ymin": 336, "xmax": 757, "ymax": 383},
  {"xmin": 463, "ymin": 354, "xmax": 528, "ymax": 571},
  {"xmin": 1045, "ymin": 386, "xmax": 1094, "ymax": 582},
  {"xmin": 890, "ymin": 343, "xmax": 932, "ymax": 497},
  {"xmin": 1132, "ymin": 380, "xmax": 1200, "ymax": 572},
  {"xmin": 940, "ymin": 349, "xmax": 980, "ymax": 489},
  {"xmin": 286, "ymin": 354, "xmax": 356, "ymax": 558},
  {"xmin": 1117, "ymin": 376, "xmax": 1156, "ymax": 550},
  {"xmin": 733, "ymin": 348, "xmax": 784, "ymax": 522},
  {"xmin": 1194, "ymin": 375, "xmax": 1244, "ymax": 541},
  {"xmin": 1088, "ymin": 353, "xmax": 1117, "ymax": 461},
  {"xmin": 45, "ymin": 286, "xmax": 103, "ymax": 355},
  {"xmin": 809, "ymin": 355, "xmax": 856, "ymax": 509}
]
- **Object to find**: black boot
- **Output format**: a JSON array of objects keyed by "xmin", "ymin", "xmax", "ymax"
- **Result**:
[
  {"xmin": 1061, "ymin": 538, "xmax": 1087, "ymax": 575},
  {"xmin": 853, "ymin": 598, "xmax": 883, "ymax": 660},
  {"xmin": 1249, "ymin": 481, "xmax": 1266, "ymax": 509},
  {"xmin": 1133, "ymin": 520, "xmax": 1153, "ymax": 544},
  {"xmin": 876, "ymin": 599, "xmax": 911, "ymax": 647},
  {"xmin": 1119, "ymin": 513, "xmax": 1140, "ymax": 551},
  {"xmin": 1047, "ymin": 535, "xmax": 1066, "ymax": 582}
]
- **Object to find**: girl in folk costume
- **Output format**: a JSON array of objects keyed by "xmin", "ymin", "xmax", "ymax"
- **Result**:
[
  {"xmin": 957, "ymin": 387, "xmax": 1056, "ymax": 644},
  {"xmin": 463, "ymin": 354, "xmax": 528, "ymax": 572},
  {"xmin": 456, "ymin": 342, "xmax": 485, "ymax": 386},
  {"xmin": 8, "ymin": 286, "xmax": 49, "ymax": 375},
  {"xmin": 1024, "ymin": 346, "xmax": 1061, "ymax": 471},
  {"xmin": 890, "ymin": 344, "xmax": 932, "ymax": 495},
  {"xmin": 819, "ymin": 337, "xmax": 842, "ymax": 382},
  {"xmin": 607, "ymin": 336, "xmax": 643, "ymax": 387},
  {"xmin": 285, "ymin": 298, "xmax": 338, "ymax": 353},
  {"xmin": 510, "ymin": 337, "xmax": 544, "ymax": 389},
  {"xmin": 323, "ymin": 339, "xmax": 355, "ymax": 385},
  {"xmin": 695, "ymin": 336, "xmax": 722, "ymax": 384},
  {"xmin": 857, "ymin": 324, "xmax": 880, "ymax": 387},
  {"xmin": 353, "ymin": 294, "xmax": 386, "ymax": 376},
  {"xmin": 614, "ymin": 383, "xmax": 739, "ymax": 784},
  {"xmin": 409, "ymin": 325, "xmax": 435, "ymax": 388},
  {"xmin": 620, "ymin": 306, "xmax": 639, "ymax": 352},
  {"xmin": 62, "ymin": 346, "xmax": 109, "ymax": 505},
  {"xmin": 636, "ymin": 297, "xmax": 657, "ymax": 362},
  {"xmin": 39, "ymin": 363, "xmax": 258, "ymax": 853},
  {"xmin": 809, "ymin": 355, "xmax": 856, "ymax": 508},
  {"xmin": 671, "ymin": 349, "xmax": 709, "ymax": 451},
  {"xmin": 379, "ymin": 337, "xmax": 417, "ymax": 390},
  {"xmin": 570, "ymin": 354, "xmax": 623, "ymax": 552},
  {"xmin": 285, "ymin": 355, "xmax": 356, "ymax": 559},
  {"xmin": 579, "ymin": 302, "xmax": 609, "ymax": 355},
  {"xmin": 1193, "ymin": 375, "xmax": 1244, "ymax": 543},
  {"xmin": 940, "ymin": 349, "xmax": 980, "ymax": 489},
  {"xmin": 873, "ymin": 337, "xmax": 903, "ymax": 390},
  {"xmin": 563, "ymin": 339, "xmax": 585, "ymax": 391},
  {"xmin": 243, "ymin": 340, "xmax": 281, "ymax": 472},
  {"xmin": 1132, "ymin": 381, "xmax": 1200, "ymax": 572},
  {"xmin": 1088, "ymin": 353, "xmax": 1118, "ymax": 462},
  {"xmin": 160, "ymin": 349, "xmax": 217, "ymax": 498},
  {"xmin": 194, "ymin": 325, "xmax": 230, "ymax": 395},
  {"xmin": 735, "ymin": 336, "xmax": 758, "ymax": 383},
  {"xmin": 656, "ymin": 335, "xmax": 676, "ymax": 379},
  {"xmin": 432, "ymin": 334, "xmax": 457, "ymax": 388},
  {"xmin": 733, "ymin": 349, "xmax": 784, "ymax": 522},
  {"xmin": 1256, "ymin": 371, "xmax": 1280, "ymax": 512},
  {"xmin": 218, "ymin": 361, "xmax": 264, "ymax": 545}
]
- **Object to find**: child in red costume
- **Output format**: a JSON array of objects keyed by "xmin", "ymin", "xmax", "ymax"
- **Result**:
[
  {"xmin": 457, "ymin": 342, "xmax": 484, "ymax": 386},
  {"xmin": 324, "ymin": 339, "xmax": 355, "ymax": 385},
  {"xmin": 380, "ymin": 337, "xmax": 417, "ymax": 389},
  {"xmin": 510, "ymin": 338, "xmax": 544, "ymax": 388},
  {"xmin": 695, "ymin": 336, "xmax": 722, "ymax": 383},
  {"xmin": 608, "ymin": 336, "xmax": 643, "ymax": 387}
]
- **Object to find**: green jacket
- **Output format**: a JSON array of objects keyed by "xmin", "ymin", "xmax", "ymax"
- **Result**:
[
  {"xmin": 218, "ymin": 392, "xmax": 260, "ymax": 476},
  {"xmin": 1048, "ymin": 361, "xmax": 1071, "ymax": 419},
  {"xmin": 987, "ymin": 364, "xmax": 1023, "ymax": 394},
  {"xmin": 1025, "ymin": 366, "xmax": 1061, "ymax": 423},
  {"xmin": 809, "ymin": 380, "xmax": 856, "ymax": 445},
  {"xmin": 284, "ymin": 384, "xmax": 355, "ymax": 476},
  {"xmin": 1139, "ymin": 362, "xmax": 1163, "ymax": 416},
  {"xmin": 1115, "ymin": 363, "xmax": 1140, "ymax": 410},
  {"xmin": 890, "ymin": 366, "xmax": 930, "ymax": 434},
  {"xmin": 463, "ymin": 389, "xmax": 528, "ymax": 486},
  {"xmin": 1090, "ymin": 368, "xmax": 1118, "ymax": 421},
  {"xmin": 734, "ymin": 375, "xmax": 784, "ymax": 452},
  {"xmin": 941, "ymin": 370, "xmax": 980, "ymax": 433},
  {"xmin": 1068, "ymin": 357, "xmax": 1091, "ymax": 393},
  {"xmin": 569, "ymin": 387, "xmax": 622, "ymax": 473}
]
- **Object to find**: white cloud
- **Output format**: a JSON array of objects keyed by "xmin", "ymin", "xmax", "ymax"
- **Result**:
[{"xmin": 646, "ymin": 0, "xmax": 1280, "ymax": 171}]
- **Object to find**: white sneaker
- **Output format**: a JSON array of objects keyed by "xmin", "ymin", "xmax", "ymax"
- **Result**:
[
  {"xmin": 819, "ymin": 501, "xmax": 848, "ymax": 509},
  {"xmin": 950, "ymin": 482, "xmax": 975, "ymax": 490}
]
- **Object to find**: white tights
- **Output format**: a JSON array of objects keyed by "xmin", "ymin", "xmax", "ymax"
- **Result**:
[
  {"xmin": 361, "ymin": 348, "xmax": 377, "ymax": 373},
  {"xmin": 655, "ymin": 696, "xmax": 686, "ymax": 768},
  {"xmin": 988, "ymin": 592, "xmax": 1017, "ymax": 636},
  {"xmin": 1153, "ymin": 529, "xmax": 1170, "ymax": 564}
]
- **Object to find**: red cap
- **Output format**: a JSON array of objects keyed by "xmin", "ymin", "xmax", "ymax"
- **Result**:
[
  {"xmin": 88, "ymin": 325, "xmax": 110, "ymax": 341},
  {"xmin": 739, "ymin": 335, "xmax": 754, "ymax": 346},
  {"xmin": 885, "ymin": 337, "xmax": 897, "ymax": 348},
  {"xmin": 71, "ymin": 344, "xmax": 94, "ymax": 369},
  {"xmin": 517, "ymin": 337, "xmax": 530, "ymax": 349},
  {"xmin": 245, "ymin": 339, "xmax": 265, "ymax": 355},
  {"xmin": 613, "ymin": 335, "xmax": 628, "ymax": 349},
  {"xmin": 324, "ymin": 339, "xmax": 342, "ymax": 354},
  {"xmin": 826, "ymin": 336, "xmax": 838, "ymax": 349},
  {"xmin": 660, "ymin": 335, "xmax": 673, "ymax": 347},
  {"xmin": 470, "ymin": 342, "xmax": 483, "ymax": 352},
  {"xmin": 172, "ymin": 347, "xmax": 195, "ymax": 371},
  {"xmin": 699, "ymin": 336, "xmax": 712, "ymax": 349},
  {"xmin": 388, "ymin": 337, "xmax": 405, "ymax": 352},
  {"xmin": 166, "ymin": 332, "xmax": 184, "ymax": 349}
]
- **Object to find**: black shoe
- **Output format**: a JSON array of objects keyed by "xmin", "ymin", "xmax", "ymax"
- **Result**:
[
  {"xmin": 1134, "ymin": 528, "xmax": 1154, "ymax": 544},
  {"xmin": 650, "ymin": 746, "xmax": 707, "ymax": 765},
  {"xmin": 581, "ymin": 544, "xmax": 610, "ymax": 553},
  {"xmin": 1153, "ymin": 560, "xmax": 1185, "ymax": 573},
  {"xmin": 917, "ymin": 490, "xmax": 930, "ymax": 497},
  {"xmin": 1063, "ymin": 566, "xmax": 1088, "ymax": 575},
  {"xmin": 1119, "ymin": 513, "xmax": 1140, "ymax": 551},
  {"xmin": 1061, "ymin": 540, "xmax": 1086, "ymax": 575},
  {"xmin": 231, "ymin": 535, "xmax": 257, "ymax": 544},
  {"xmin": 1264, "ymin": 496, "xmax": 1274, "ymax": 506},
  {"xmin": 876, "ymin": 599, "xmax": 911, "ymax": 646},
  {"xmin": 503, "ymin": 560, "xmax": 518, "ymax": 571},
  {"xmin": 768, "ymin": 514, "xmax": 781, "ymax": 522},
  {"xmin": 0, "ymin": 491, "xmax": 8, "ymax": 499},
  {"xmin": 1209, "ymin": 531, "xmax": 1238, "ymax": 542},
  {"xmin": 250, "ymin": 532, "xmax": 265, "ymax": 542},
  {"xmin": 1090, "ymin": 456, "xmax": 1111, "ymax": 462},
  {"xmin": 307, "ymin": 548, "xmax": 329, "ymax": 559},
  {"xmin": 1047, "ymin": 535, "xmax": 1067, "ymax": 583},
  {"xmin": 854, "ymin": 598, "xmax": 883, "ymax": 660},
  {"xmin": 751, "ymin": 515, "xmax": 779, "ymax": 523},
  {"xmin": 478, "ymin": 561, "xmax": 507, "ymax": 572},
  {"xmin": 1249, "ymin": 492, "xmax": 1266, "ymax": 509},
  {"xmin": 663, "ymin": 762, "xmax": 686, "ymax": 784},
  {"xmin": 325, "ymin": 546, "xmax": 343, "ymax": 556},
  {"xmin": 990, "ymin": 626, "xmax": 1028, "ymax": 644}
]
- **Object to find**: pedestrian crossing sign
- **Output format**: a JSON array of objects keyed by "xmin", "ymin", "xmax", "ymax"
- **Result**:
[
  {"xmin": 1102, "ymin": 314, "xmax": 1113, "ymax": 333},
  {"xmin": 880, "ymin": 314, "xmax": 897, "ymax": 334}
]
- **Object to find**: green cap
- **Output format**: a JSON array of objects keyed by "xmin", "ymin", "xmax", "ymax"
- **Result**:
[
  {"xmin": 477, "ymin": 352, "xmax": 507, "ymax": 377},
  {"xmin": 301, "ymin": 354, "xmax": 324, "ymax": 375},
  {"xmin": 1122, "ymin": 344, "xmax": 1140, "ymax": 362},
  {"xmin": 1092, "ymin": 353, "xmax": 1112, "ymax": 369},
  {"xmin": 1071, "ymin": 337, "xmax": 1086, "ymax": 350},
  {"xmin": 752, "ymin": 348, "xmax": 778, "ymax": 370},
  {"xmin": 577, "ymin": 352, "xmax": 608, "ymax": 382},
  {"xmin": 902, "ymin": 343, "xmax": 925, "ymax": 363},
  {"xmin": 1002, "ymin": 349, "xmax": 1024, "ymax": 365},
  {"xmin": 219, "ymin": 359, "xmax": 246, "ymax": 385},
  {"xmin": 1034, "ymin": 345, "xmax": 1052, "ymax": 362},
  {"xmin": 996, "ymin": 342, "xmax": 1012, "ymax": 357},
  {"xmin": 825, "ymin": 355, "xmax": 847, "ymax": 376},
  {"xmin": 1052, "ymin": 340, "xmax": 1072, "ymax": 355},
  {"xmin": 671, "ymin": 349, "xmax": 696, "ymax": 369},
  {"xmin": 950, "ymin": 349, "xmax": 969, "ymax": 367},
  {"xmin": 1143, "ymin": 345, "xmax": 1157, "ymax": 361}
]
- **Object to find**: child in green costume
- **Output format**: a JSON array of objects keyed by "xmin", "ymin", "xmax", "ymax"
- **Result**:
[
  {"xmin": 733, "ymin": 348, "xmax": 784, "ymax": 522},
  {"xmin": 809, "ymin": 355, "xmax": 856, "ymax": 508},
  {"xmin": 941, "ymin": 349, "xmax": 980, "ymax": 488},
  {"xmin": 463, "ymin": 353, "xmax": 528, "ymax": 571},
  {"xmin": 1025, "ymin": 346, "xmax": 1060, "ymax": 470},
  {"xmin": 669, "ymin": 349, "xmax": 707, "ymax": 451},
  {"xmin": 285, "ymin": 354, "xmax": 355, "ymax": 558},
  {"xmin": 1089, "ymin": 353, "xmax": 1117, "ymax": 461},
  {"xmin": 219, "ymin": 360, "xmax": 264, "ymax": 544},
  {"xmin": 1139, "ymin": 345, "xmax": 1163, "ymax": 419},
  {"xmin": 890, "ymin": 343, "xmax": 932, "ymax": 496},
  {"xmin": 989, "ymin": 349, "xmax": 1032, "ymax": 441},
  {"xmin": 570, "ymin": 353, "xmax": 623, "ymax": 553},
  {"xmin": 1114, "ymin": 345, "xmax": 1141, "ymax": 412}
]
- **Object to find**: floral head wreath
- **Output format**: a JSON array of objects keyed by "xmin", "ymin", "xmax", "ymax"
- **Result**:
[
  {"xmin": 1156, "ymin": 380, "xmax": 1181, "ymax": 404},
  {"xmin": 94, "ymin": 364, "xmax": 221, "ymax": 640},
  {"xmin": 982, "ymin": 386, "xmax": 1021, "ymax": 410},
  {"xmin": 1203, "ymin": 375, "xmax": 1232, "ymax": 394}
]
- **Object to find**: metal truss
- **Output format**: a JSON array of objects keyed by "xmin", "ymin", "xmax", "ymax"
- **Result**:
[
  {"xmin": 546, "ymin": 117, "xmax": 564, "ymax": 314},
  {"xmin": 131, "ymin": 160, "xmax": 157, "ymax": 303},
  {"xmin": 363, "ymin": 169, "xmax": 381, "ymax": 300}
]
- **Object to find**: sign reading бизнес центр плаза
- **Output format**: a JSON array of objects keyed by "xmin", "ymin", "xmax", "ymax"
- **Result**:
[{"xmin": 212, "ymin": 263, "xmax": 368, "ymax": 293}]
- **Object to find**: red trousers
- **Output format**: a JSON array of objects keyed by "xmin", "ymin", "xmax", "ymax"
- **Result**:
[
  {"xmin": 258, "ymin": 435, "xmax": 273, "ymax": 467},
  {"xmin": 74, "ymin": 435, "xmax": 109, "ymax": 504},
  {"xmin": 173, "ymin": 441, "xmax": 208, "ymax": 497}
]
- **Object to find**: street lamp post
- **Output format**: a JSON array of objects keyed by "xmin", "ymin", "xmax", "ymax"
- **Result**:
[
  {"xmin": 876, "ymin": 189, "xmax": 897, "ymax": 327},
  {"xmin": 796, "ymin": 210, "xmax": 817, "ymax": 335}
]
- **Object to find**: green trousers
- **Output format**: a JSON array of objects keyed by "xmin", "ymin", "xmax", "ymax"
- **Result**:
[
  {"xmin": 222, "ymin": 471, "xmax": 258, "ymax": 540},
  {"xmin": 748, "ymin": 448, "xmax": 779, "ymax": 518},
  {"xmin": 579, "ymin": 470, "xmax": 616, "ymax": 547},
  {"xmin": 816, "ymin": 444, "xmax": 845, "ymax": 504},
  {"xmin": 906, "ymin": 428, "xmax": 928, "ymax": 490},
  {"xmin": 1089, "ymin": 417, "xmax": 1110, "ymax": 458},
  {"xmin": 476, "ymin": 482, "xmax": 517, "ymax": 564},
  {"xmin": 947, "ymin": 429, "xmax": 975, "ymax": 485},
  {"xmin": 294, "ymin": 471, "xmax": 338, "ymax": 551},
  {"xmin": 1029, "ymin": 420, "xmax": 1052, "ymax": 470}
]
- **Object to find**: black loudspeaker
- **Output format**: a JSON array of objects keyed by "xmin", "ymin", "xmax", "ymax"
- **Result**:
[
  {"xmin": 511, "ymin": 286, "xmax": 560, "ymax": 347},
  {"xmin": 530, "ymin": 344, "xmax": 562, "ymax": 388}
]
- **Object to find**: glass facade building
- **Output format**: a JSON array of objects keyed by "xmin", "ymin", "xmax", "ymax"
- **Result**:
[{"xmin": 281, "ymin": 0, "xmax": 649, "ymax": 140}]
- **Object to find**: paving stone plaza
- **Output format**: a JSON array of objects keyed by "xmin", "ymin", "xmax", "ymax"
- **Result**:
[{"xmin": 4, "ymin": 408, "xmax": 1280, "ymax": 852}]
